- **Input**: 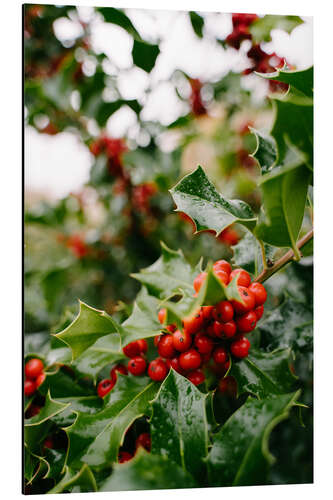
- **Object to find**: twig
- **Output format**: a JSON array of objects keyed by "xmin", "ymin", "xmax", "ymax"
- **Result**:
[{"xmin": 254, "ymin": 228, "xmax": 313, "ymax": 284}]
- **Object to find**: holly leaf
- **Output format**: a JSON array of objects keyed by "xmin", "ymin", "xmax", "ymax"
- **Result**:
[
  {"xmin": 170, "ymin": 166, "xmax": 257, "ymax": 235},
  {"xmin": 254, "ymin": 163, "xmax": 311, "ymax": 252},
  {"xmin": 119, "ymin": 287, "xmax": 161, "ymax": 347},
  {"xmin": 65, "ymin": 375, "xmax": 158, "ymax": 468},
  {"xmin": 100, "ymin": 450, "xmax": 198, "ymax": 491},
  {"xmin": 189, "ymin": 11, "xmax": 204, "ymax": 38},
  {"xmin": 24, "ymin": 391, "xmax": 70, "ymax": 427},
  {"xmin": 207, "ymin": 391, "xmax": 300, "ymax": 486},
  {"xmin": 39, "ymin": 367, "xmax": 95, "ymax": 399},
  {"xmin": 54, "ymin": 301, "xmax": 120, "ymax": 361},
  {"xmin": 150, "ymin": 369, "xmax": 208, "ymax": 482},
  {"xmin": 51, "ymin": 396, "xmax": 103, "ymax": 428},
  {"xmin": 269, "ymin": 95, "xmax": 313, "ymax": 170},
  {"xmin": 258, "ymin": 297, "xmax": 313, "ymax": 352},
  {"xmin": 260, "ymin": 66, "xmax": 313, "ymax": 98},
  {"xmin": 250, "ymin": 128, "xmax": 277, "ymax": 174},
  {"xmin": 47, "ymin": 464, "xmax": 97, "ymax": 494},
  {"xmin": 250, "ymin": 15, "xmax": 303, "ymax": 43},
  {"xmin": 231, "ymin": 230, "xmax": 278, "ymax": 276},
  {"xmin": 229, "ymin": 348, "xmax": 297, "ymax": 399},
  {"xmin": 72, "ymin": 334, "xmax": 125, "ymax": 381},
  {"xmin": 43, "ymin": 448, "xmax": 67, "ymax": 480},
  {"xmin": 131, "ymin": 242, "xmax": 196, "ymax": 300}
]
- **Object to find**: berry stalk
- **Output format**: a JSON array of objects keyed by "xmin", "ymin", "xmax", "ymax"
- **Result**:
[{"xmin": 254, "ymin": 228, "xmax": 313, "ymax": 284}]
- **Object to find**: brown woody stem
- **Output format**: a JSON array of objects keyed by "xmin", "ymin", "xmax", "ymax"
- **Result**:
[{"xmin": 254, "ymin": 228, "xmax": 313, "ymax": 284}]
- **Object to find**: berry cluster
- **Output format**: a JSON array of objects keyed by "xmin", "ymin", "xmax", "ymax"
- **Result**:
[
  {"xmin": 98, "ymin": 260, "xmax": 267, "ymax": 396},
  {"xmin": 152, "ymin": 260, "xmax": 266, "ymax": 386},
  {"xmin": 24, "ymin": 358, "xmax": 46, "ymax": 397}
]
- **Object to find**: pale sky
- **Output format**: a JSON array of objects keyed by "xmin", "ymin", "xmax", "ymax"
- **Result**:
[{"xmin": 25, "ymin": 9, "xmax": 313, "ymax": 200}]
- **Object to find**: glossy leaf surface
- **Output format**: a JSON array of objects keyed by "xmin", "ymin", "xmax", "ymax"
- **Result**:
[
  {"xmin": 65, "ymin": 375, "xmax": 158, "ymax": 468},
  {"xmin": 230, "ymin": 348, "xmax": 297, "ymax": 398},
  {"xmin": 170, "ymin": 166, "xmax": 257, "ymax": 235},
  {"xmin": 100, "ymin": 451, "xmax": 197, "ymax": 491},
  {"xmin": 150, "ymin": 369, "xmax": 208, "ymax": 481},
  {"xmin": 207, "ymin": 391, "xmax": 300, "ymax": 486},
  {"xmin": 54, "ymin": 301, "xmax": 119, "ymax": 361}
]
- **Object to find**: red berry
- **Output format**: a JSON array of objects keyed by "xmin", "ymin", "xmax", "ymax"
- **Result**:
[
  {"xmin": 229, "ymin": 269, "xmax": 251, "ymax": 287},
  {"xmin": 123, "ymin": 341, "xmax": 141, "ymax": 358},
  {"xmin": 25, "ymin": 358, "xmax": 44, "ymax": 380},
  {"xmin": 136, "ymin": 433, "xmax": 151, "ymax": 452},
  {"xmin": 158, "ymin": 334, "xmax": 176, "ymax": 359},
  {"xmin": 182, "ymin": 311, "xmax": 204, "ymax": 335},
  {"xmin": 128, "ymin": 356, "xmax": 147, "ymax": 376},
  {"xmin": 158, "ymin": 308, "xmax": 166, "ymax": 324},
  {"xmin": 248, "ymin": 282, "xmax": 267, "ymax": 306},
  {"xmin": 206, "ymin": 322, "xmax": 217, "ymax": 338},
  {"xmin": 194, "ymin": 333, "xmax": 213, "ymax": 354},
  {"xmin": 118, "ymin": 451, "xmax": 133, "ymax": 463},
  {"xmin": 200, "ymin": 306, "xmax": 214, "ymax": 322},
  {"xmin": 179, "ymin": 349, "xmax": 202, "ymax": 371},
  {"xmin": 231, "ymin": 337, "xmax": 251, "ymax": 358},
  {"xmin": 213, "ymin": 301, "xmax": 234, "ymax": 323},
  {"xmin": 213, "ymin": 259, "xmax": 231, "ymax": 275},
  {"xmin": 213, "ymin": 320, "xmax": 224, "ymax": 338},
  {"xmin": 254, "ymin": 305, "xmax": 264, "ymax": 321},
  {"xmin": 110, "ymin": 363, "xmax": 128, "ymax": 382},
  {"xmin": 222, "ymin": 320, "xmax": 237, "ymax": 338},
  {"xmin": 137, "ymin": 339, "xmax": 148, "ymax": 353},
  {"xmin": 148, "ymin": 358, "xmax": 168, "ymax": 381},
  {"xmin": 236, "ymin": 310, "xmax": 257, "ymax": 333},
  {"xmin": 154, "ymin": 334, "xmax": 163, "ymax": 347},
  {"xmin": 193, "ymin": 272, "xmax": 207, "ymax": 293},
  {"xmin": 36, "ymin": 372, "xmax": 46, "ymax": 388},
  {"xmin": 24, "ymin": 379, "xmax": 36, "ymax": 397},
  {"xmin": 213, "ymin": 346, "xmax": 228, "ymax": 365},
  {"xmin": 232, "ymin": 286, "xmax": 255, "ymax": 315},
  {"xmin": 173, "ymin": 329, "xmax": 192, "ymax": 352},
  {"xmin": 187, "ymin": 369, "xmax": 205, "ymax": 386},
  {"xmin": 97, "ymin": 378, "xmax": 115, "ymax": 397},
  {"xmin": 218, "ymin": 376, "xmax": 237, "ymax": 397},
  {"xmin": 166, "ymin": 324, "xmax": 177, "ymax": 333},
  {"xmin": 166, "ymin": 357, "xmax": 183, "ymax": 374},
  {"xmin": 214, "ymin": 269, "xmax": 229, "ymax": 285}
]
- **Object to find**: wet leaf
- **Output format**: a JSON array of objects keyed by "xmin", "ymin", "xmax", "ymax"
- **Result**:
[
  {"xmin": 54, "ymin": 301, "xmax": 119, "ymax": 361},
  {"xmin": 150, "ymin": 369, "xmax": 209, "ymax": 482},
  {"xmin": 47, "ymin": 464, "xmax": 97, "ymax": 494},
  {"xmin": 207, "ymin": 391, "xmax": 300, "ymax": 486},
  {"xmin": 230, "ymin": 348, "xmax": 297, "ymax": 398},
  {"xmin": 170, "ymin": 166, "xmax": 257, "ymax": 235},
  {"xmin": 65, "ymin": 375, "xmax": 158, "ymax": 468},
  {"xmin": 100, "ymin": 450, "xmax": 198, "ymax": 491}
]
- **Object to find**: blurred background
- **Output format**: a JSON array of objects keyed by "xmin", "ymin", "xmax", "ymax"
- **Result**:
[{"xmin": 24, "ymin": 4, "xmax": 313, "ymax": 330}]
